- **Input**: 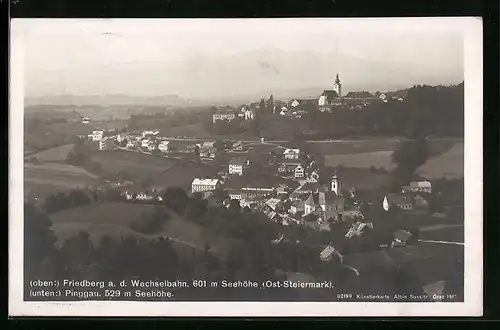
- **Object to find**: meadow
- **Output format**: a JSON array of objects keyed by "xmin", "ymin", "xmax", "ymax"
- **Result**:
[
  {"xmin": 29, "ymin": 143, "xmax": 75, "ymax": 162},
  {"xmin": 49, "ymin": 202, "xmax": 235, "ymax": 256},
  {"xmin": 417, "ymin": 143, "xmax": 464, "ymax": 179}
]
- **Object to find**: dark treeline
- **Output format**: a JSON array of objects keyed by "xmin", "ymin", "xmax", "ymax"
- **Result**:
[{"xmin": 304, "ymin": 84, "xmax": 464, "ymax": 139}]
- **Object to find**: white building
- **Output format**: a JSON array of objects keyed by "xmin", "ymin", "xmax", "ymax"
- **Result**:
[
  {"xmin": 244, "ymin": 109, "xmax": 256, "ymax": 120},
  {"xmin": 191, "ymin": 178, "xmax": 220, "ymax": 193},
  {"xmin": 294, "ymin": 165, "xmax": 305, "ymax": 178},
  {"xmin": 98, "ymin": 137, "xmax": 114, "ymax": 151},
  {"xmin": 158, "ymin": 141, "xmax": 170, "ymax": 153},
  {"xmin": 89, "ymin": 130, "xmax": 104, "ymax": 141},
  {"xmin": 229, "ymin": 158, "xmax": 245, "ymax": 176},
  {"xmin": 141, "ymin": 139, "xmax": 151, "ymax": 148},
  {"xmin": 147, "ymin": 143, "xmax": 156, "ymax": 152},
  {"xmin": 290, "ymin": 99, "xmax": 300, "ymax": 108},
  {"xmin": 402, "ymin": 181, "xmax": 432, "ymax": 194},
  {"xmin": 331, "ymin": 175, "xmax": 340, "ymax": 195},
  {"xmin": 142, "ymin": 130, "xmax": 159, "ymax": 137},
  {"xmin": 283, "ymin": 148, "xmax": 300, "ymax": 160}
]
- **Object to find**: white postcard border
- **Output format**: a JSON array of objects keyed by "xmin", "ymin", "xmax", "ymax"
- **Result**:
[{"xmin": 9, "ymin": 17, "xmax": 483, "ymax": 317}]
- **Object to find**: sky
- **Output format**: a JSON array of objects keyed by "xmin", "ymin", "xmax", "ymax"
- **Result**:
[{"xmin": 13, "ymin": 18, "xmax": 467, "ymax": 99}]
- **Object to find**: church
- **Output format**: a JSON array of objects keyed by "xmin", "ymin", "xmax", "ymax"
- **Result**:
[{"xmin": 318, "ymin": 73, "xmax": 342, "ymax": 110}]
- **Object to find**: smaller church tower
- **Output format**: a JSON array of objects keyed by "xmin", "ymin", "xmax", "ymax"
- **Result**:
[
  {"xmin": 333, "ymin": 73, "xmax": 342, "ymax": 97},
  {"xmin": 331, "ymin": 174, "xmax": 340, "ymax": 195}
]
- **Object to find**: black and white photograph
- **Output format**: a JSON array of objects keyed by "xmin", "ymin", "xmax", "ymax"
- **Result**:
[{"xmin": 9, "ymin": 18, "xmax": 483, "ymax": 317}]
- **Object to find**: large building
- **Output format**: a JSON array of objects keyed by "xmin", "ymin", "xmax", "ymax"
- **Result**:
[
  {"xmin": 158, "ymin": 141, "xmax": 170, "ymax": 153},
  {"xmin": 402, "ymin": 181, "xmax": 432, "ymax": 194},
  {"xmin": 191, "ymin": 178, "xmax": 220, "ymax": 193},
  {"xmin": 229, "ymin": 158, "xmax": 246, "ymax": 176},
  {"xmin": 213, "ymin": 110, "xmax": 236, "ymax": 123},
  {"xmin": 98, "ymin": 136, "xmax": 114, "ymax": 151},
  {"xmin": 303, "ymin": 191, "xmax": 345, "ymax": 221},
  {"xmin": 318, "ymin": 74, "xmax": 342, "ymax": 108}
]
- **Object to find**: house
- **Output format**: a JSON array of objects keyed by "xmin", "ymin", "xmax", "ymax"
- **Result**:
[
  {"xmin": 304, "ymin": 191, "xmax": 344, "ymax": 221},
  {"xmin": 275, "ymin": 186, "xmax": 288, "ymax": 197},
  {"xmin": 158, "ymin": 141, "xmax": 170, "ymax": 153},
  {"xmin": 290, "ymin": 199, "xmax": 305, "ymax": 215},
  {"xmin": 294, "ymin": 165, "xmax": 305, "ymax": 178},
  {"xmin": 229, "ymin": 158, "xmax": 246, "ymax": 176},
  {"xmin": 98, "ymin": 137, "xmax": 114, "ymax": 151},
  {"xmin": 142, "ymin": 130, "xmax": 160, "ymax": 138},
  {"xmin": 292, "ymin": 181, "xmax": 324, "ymax": 196},
  {"xmin": 318, "ymin": 90, "xmax": 339, "ymax": 107},
  {"xmin": 126, "ymin": 140, "xmax": 136, "ymax": 149},
  {"xmin": 141, "ymin": 139, "xmax": 151, "ymax": 148},
  {"xmin": 199, "ymin": 141, "xmax": 217, "ymax": 158},
  {"xmin": 307, "ymin": 171, "xmax": 320, "ymax": 183},
  {"xmin": 89, "ymin": 130, "xmax": 104, "ymax": 141},
  {"xmin": 232, "ymin": 141, "xmax": 244, "ymax": 151},
  {"xmin": 227, "ymin": 189, "xmax": 242, "ymax": 200},
  {"xmin": 391, "ymin": 230, "xmax": 413, "ymax": 247},
  {"xmin": 147, "ymin": 142, "xmax": 157, "ymax": 152},
  {"xmin": 265, "ymin": 198, "xmax": 283, "ymax": 212},
  {"xmin": 320, "ymin": 244, "xmax": 343, "ymax": 263},
  {"xmin": 383, "ymin": 194, "xmax": 414, "ymax": 211},
  {"xmin": 290, "ymin": 99, "xmax": 300, "ymax": 108},
  {"xmin": 212, "ymin": 110, "xmax": 236, "ymax": 123},
  {"xmin": 345, "ymin": 222, "xmax": 373, "ymax": 238},
  {"xmin": 402, "ymin": 181, "xmax": 432, "ymax": 194},
  {"xmin": 191, "ymin": 178, "xmax": 220, "ymax": 194},
  {"xmin": 283, "ymin": 148, "xmax": 300, "ymax": 160},
  {"xmin": 379, "ymin": 93, "xmax": 388, "ymax": 102},
  {"xmin": 81, "ymin": 117, "xmax": 91, "ymax": 124}
]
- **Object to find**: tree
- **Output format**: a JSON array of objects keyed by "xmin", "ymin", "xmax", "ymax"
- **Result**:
[
  {"xmin": 227, "ymin": 199, "xmax": 241, "ymax": 219},
  {"xmin": 24, "ymin": 203, "xmax": 58, "ymax": 277},
  {"xmin": 60, "ymin": 231, "xmax": 95, "ymax": 276},
  {"xmin": 185, "ymin": 195, "xmax": 208, "ymax": 223},
  {"xmin": 214, "ymin": 139, "xmax": 225, "ymax": 152},
  {"xmin": 163, "ymin": 187, "xmax": 189, "ymax": 214},
  {"xmin": 391, "ymin": 136, "xmax": 429, "ymax": 178}
]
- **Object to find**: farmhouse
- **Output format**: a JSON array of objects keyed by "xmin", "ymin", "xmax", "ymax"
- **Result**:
[
  {"xmin": 199, "ymin": 141, "xmax": 217, "ymax": 158},
  {"xmin": 212, "ymin": 110, "xmax": 236, "ymax": 123},
  {"xmin": 345, "ymin": 222, "xmax": 373, "ymax": 238},
  {"xmin": 344, "ymin": 91, "xmax": 374, "ymax": 99},
  {"xmin": 391, "ymin": 230, "xmax": 413, "ymax": 248},
  {"xmin": 402, "ymin": 180, "xmax": 432, "ymax": 194},
  {"xmin": 98, "ymin": 136, "xmax": 114, "ymax": 151},
  {"xmin": 383, "ymin": 193, "xmax": 414, "ymax": 211},
  {"xmin": 89, "ymin": 130, "xmax": 104, "ymax": 142},
  {"xmin": 158, "ymin": 141, "xmax": 170, "ymax": 153},
  {"xmin": 232, "ymin": 141, "xmax": 244, "ymax": 151},
  {"xmin": 264, "ymin": 198, "xmax": 283, "ymax": 212},
  {"xmin": 294, "ymin": 165, "xmax": 305, "ymax": 178},
  {"xmin": 228, "ymin": 158, "xmax": 246, "ymax": 176},
  {"xmin": 283, "ymin": 148, "xmax": 300, "ymax": 160},
  {"xmin": 191, "ymin": 178, "xmax": 220, "ymax": 194}
]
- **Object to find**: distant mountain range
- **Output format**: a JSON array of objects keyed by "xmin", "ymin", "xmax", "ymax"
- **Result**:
[{"xmin": 25, "ymin": 49, "xmax": 463, "ymax": 107}]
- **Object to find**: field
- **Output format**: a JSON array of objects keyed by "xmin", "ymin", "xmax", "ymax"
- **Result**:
[
  {"xmin": 324, "ymin": 151, "xmax": 396, "ymax": 170},
  {"xmin": 29, "ymin": 143, "xmax": 75, "ymax": 162},
  {"xmin": 419, "ymin": 224, "xmax": 464, "ymax": 243},
  {"xmin": 24, "ymin": 122, "xmax": 93, "ymax": 151},
  {"xmin": 24, "ymin": 162, "xmax": 100, "ymax": 195},
  {"xmin": 49, "ymin": 202, "xmax": 235, "ymax": 255},
  {"xmin": 335, "ymin": 167, "xmax": 392, "ymax": 190},
  {"xmin": 90, "ymin": 150, "xmax": 178, "ymax": 180},
  {"xmin": 417, "ymin": 143, "xmax": 464, "ymax": 179}
]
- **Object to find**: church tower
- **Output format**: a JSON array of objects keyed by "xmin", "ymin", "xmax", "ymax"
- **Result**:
[
  {"xmin": 333, "ymin": 73, "xmax": 342, "ymax": 97},
  {"xmin": 331, "ymin": 174, "xmax": 340, "ymax": 195}
]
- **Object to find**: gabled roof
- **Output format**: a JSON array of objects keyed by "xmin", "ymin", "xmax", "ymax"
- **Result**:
[
  {"xmin": 393, "ymin": 229, "xmax": 412, "ymax": 241},
  {"xmin": 265, "ymin": 198, "xmax": 282, "ymax": 210},
  {"xmin": 201, "ymin": 141, "xmax": 215, "ymax": 148},
  {"xmin": 386, "ymin": 193, "xmax": 413, "ymax": 205},
  {"xmin": 410, "ymin": 180, "xmax": 432, "ymax": 188},
  {"xmin": 321, "ymin": 90, "xmax": 339, "ymax": 100},
  {"xmin": 192, "ymin": 178, "xmax": 219, "ymax": 186},
  {"xmin": 345, "ymin": 91, "xmax": 374, "ymax": 99}
]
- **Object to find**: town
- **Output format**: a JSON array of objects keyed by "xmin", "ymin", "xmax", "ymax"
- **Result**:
[{"xmin": 24, "ymin": 72, "xmax": 465, "ymax": 302}]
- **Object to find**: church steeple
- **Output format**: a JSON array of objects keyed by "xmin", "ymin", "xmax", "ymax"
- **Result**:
[{"xmin": 333, "ymin": 73, "xmax": 342, "ymax": 97}]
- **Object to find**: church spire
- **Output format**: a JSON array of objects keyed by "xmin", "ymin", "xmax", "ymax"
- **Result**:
[{"xmin": 335, "ymin": 73, "xmax": 340, "ymax": 84}]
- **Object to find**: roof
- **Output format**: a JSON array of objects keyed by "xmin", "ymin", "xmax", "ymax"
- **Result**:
[
  {"xmin": 393, "ymin": 229, "xmax": 413, "ymax": 241},
  {"xmin": 229, "ymin": 158, "xmax": 246, "ymax": 166},
  {"xmin": 345, "ymin": 91, "xmax": 374, "ymax": 98},
  {"xmin": 265, "ymin": 198, "xmax": 282, "ymax": 210},
  {"xmin": 292, "ymin": 200, "xmax": 305, "ymax": 208},
  {"xmin": 192, "ymin": 178, "xmax": 219, "ymax": 186},
  {"xmin": 297, "ymin": 182, "xmax": 324, "ymax": 193},
  {"xmin": 321, "ymin": 90, "xmax": 339, "ymax": 101},
  {"xmin": 283, "ymin": 148, "xmax": 300, "ymax": 154},
  {"xmin": 201, "ymin": 141, "xmax": 215, "ymax": 148},
  {"xmin": 320, "ymin": 244, "xmax": 342, "ymax": 261},
  {"xmin": 232, "ymin": 141, "xmax": 242, "ymax": 147},
  {"xmin": 410, "ymin": 180, "xmax": 432, "ymax": 188},
  {"xmin": 386, "ymin": 193, "xmax": 413, "ymax": 206},
  {"xmin": 214, "ymin": 110, "xmax": 236, "ymax": 115}
]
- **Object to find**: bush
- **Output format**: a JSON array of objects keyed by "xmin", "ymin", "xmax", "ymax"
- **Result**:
[{"xmin": 130, "ymin": 211, "xmax": 170, "ymax": 234}]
